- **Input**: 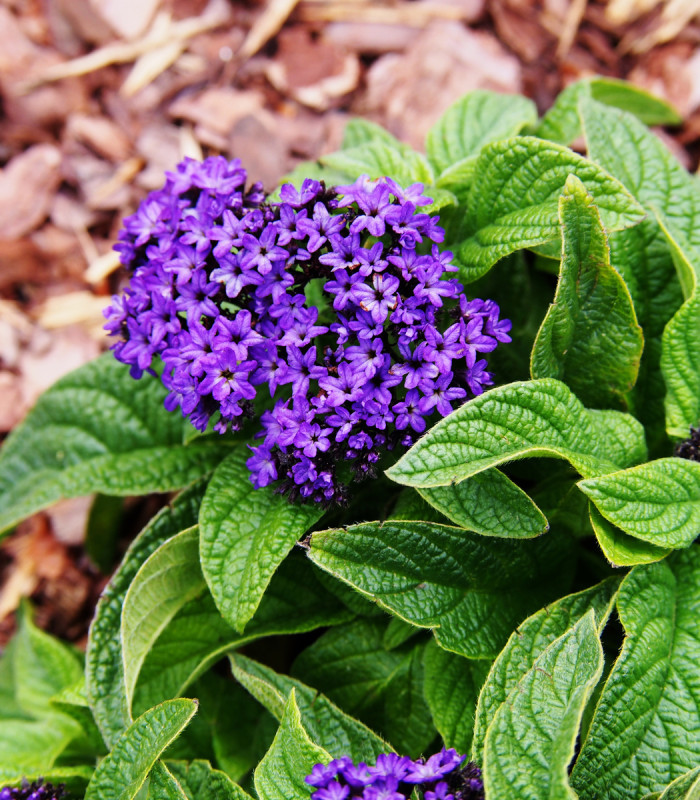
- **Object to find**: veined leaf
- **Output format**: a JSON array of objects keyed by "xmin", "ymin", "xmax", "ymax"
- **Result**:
[
  {"xmin": 426, "ymin": 90, "xmax": 537, "ymax": 175},
  {"xmin": 84, "ymin": 698, "xmax": 197, "ymax": 800},
  {"xmin": 454, "ymin": 136, "xmax": 644, "ymax": 282},
  {"xmin": 121, "ymin": 526, "xmax": 206, "ymax": 712},
  {"xmin": 472, "ymin": 578, "xmax": 618, "ymax": 760},
  {"xmin": 199, "ymin": 448, "xmax": 324, "ymax": 632},
  {"xmin": 86, "ymin": 480, "xmax": 205, "ymax": 746},
  {"xmin": 342, "ymin": 118, "xmax": 405, "ymax": 150},
  {"xmin": 386, "ymin": 379, "xmax": 646, "ymax": 489},
  {"xmin": 149, "ymin": 759, "xmax": 253, "ymax": 800},
  {"xmin": 307, "ymin": 520, "xmax": 575, "ymax": 659},
  {"xmin": 0, "ymin": 716, "xmax": 82, "ymax": 774},
  {"xmin": 650, "ymin": 767, "xmax": 700, "ymax": 800},
  {"xmin": 531, "ymin": 175, "xmax": 643, "ymax": 408},
  {"xmin": 321, "ymin": 141, "xmax": 434, "ymax": 186},
  {"xmin": 572, "ymin": 547, "xmax": 700, "ymax": 799},
  {"xmin": 254, "ymin": 691, "xmax": 330, "ymax": 800},
  {"xmin": 483, "ymin": 612, "xmax": 604, "ymax": 800},
  {"xmin": 230, "ymin": 651, "xmax": 390, "ymax": 761},
  {"xmin": 0, "ymin": 354, "xmax": 229, "ymax": 537},
  {"xmin": 589, "ymin": 505, "xmax": 671, "ymax": 567},
  {"xmin": 418, "ymin": 469, "xmax": 548, "ymax": 538},
  {"xmin": 579, "ymin": 458, "xmax": 700, "ymax": 549}
]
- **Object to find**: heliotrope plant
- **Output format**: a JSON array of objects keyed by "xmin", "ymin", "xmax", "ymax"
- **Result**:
[{"xmin": 0, "ymin": 78, "xmax": 699, "ymax": 800}]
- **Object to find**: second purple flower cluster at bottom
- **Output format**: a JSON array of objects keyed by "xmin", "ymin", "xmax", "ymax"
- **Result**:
[{"xmin": 305, "ymin": 749, "xmax": 484, "ymax": 800}]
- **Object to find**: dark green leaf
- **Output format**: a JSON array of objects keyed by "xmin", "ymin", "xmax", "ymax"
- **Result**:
[{"xmin": 150, "ymin": 760, "xmax": 253, "ymax": 800}]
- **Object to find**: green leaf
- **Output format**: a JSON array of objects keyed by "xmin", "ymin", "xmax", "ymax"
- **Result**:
[
  {"xmin": 579, "ymin": 458, "xmax": 700, "ymax": 548},
  {"xmin": 321, "ymin": 141, "xmax": 433, "ymax": 186},
  {"xmin": 531, "ymin": 175, "xmax": 643, "ymax": 407},
  {"xmin": 85, "ymin": 698, "xmax": 198, "ymax": 800},
  {"xmin": 199, "ymin": 448, "xmax": 324, "ymax": 632},
  {"xmin": 150, "ymin": 760, "xmax": 253, "ymax": 800},
  {"xmin": 423, "ymin": 640, "xmax": 490, "ymax": 754},
  {"xmin": 383, "ymin": 617, "xmax": 420, "ymax": 650},
  {"xmin": 0, "ymin": 766, "xmax": 93, "ymax": 796},
  {"xmin": 148, "ymin": 763, "xmax": 188, "ymax": 800},
  {"xmin": 386, "ymin": 379, "xmax": 646, "ymax": 489},
  {"xmin": 426, "ymin": 90, "xmax": 537, "ymax": 175},
  {"xmin": 289, "ymin": 620, "xmax": 434, "ymax": 757},
  {"xmin": 133, "ymin": 553, "xmax": 353, "ymax": 715},
  {"xmin": 254, "ymin": 691, "xmax": 330, "ymax": 800},
  {"xmin": 483, "ymin": 612, "xmax": 604, "ymax": 800},
  {"xmin": 572, "ymin": 547, "xmax": 700, "ymax": 799},
  {"xmin": 0, "ymin": 354, "xmax": 229, "ymax": 537},
  {"xmin": 418, "ymin": 469, "xmax": 548, "ymax": 538},
  {"xmin": 122, "ymin": 526, "xmax": 206, "ymax": 712},
  {"xmin": 472, "ymin": 578, "xmax": 618, "ymax": 761},
  {"xmin": 589, "ymin": 504, "xmax": 671, "ymax": 566},
  {"xmin": 342, "ymin": 118, "xmax": 404, "ymax": 150},
  {"xmin": 0, "ymin": 716, "xmax": 82, "ymax": 773},
  {"xmin": 307, "ymin": 520, "xmax": 575, "ymax": 659},
  {"xmin": 537, "ymin": 78, "xmax": 681, "ymax": 145},
  {"xmin": 86, "ymin": 480, "xmax": 205, "ymax": 747},
  {"xmin": 85, "ymin": 494, "xmax": 124, "ymax": 572},
  {"xmin": 12, "ymin": 602, "xmax": 83, "ymax": 718},
  {"xmin": 654, "ymin": 767, "xmax": 700, "ymax": 800},
  {"xmin": 230, "ymin": 650, "xmax": 390, "ymax": 762},
  {"xmin": 454, "ymin": 136, "xmax": 644, "ymax": 282}
]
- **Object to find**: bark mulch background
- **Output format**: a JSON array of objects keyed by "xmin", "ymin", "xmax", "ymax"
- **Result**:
[{"xmin": 1, "ymin": 0, "xmax": 700, "ymax": 647}]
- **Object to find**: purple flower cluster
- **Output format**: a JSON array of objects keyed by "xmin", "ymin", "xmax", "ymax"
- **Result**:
[
  {"xmin": 105, "ymin": 156, "xmax": 510, "ymax": 504},
  {"xmin": 0, "ymin": 781, "xmax": 65, "ymax": 800},
  {"xmin": 305, "ymin": 749, "xmax": 483, "ymax": 800}
]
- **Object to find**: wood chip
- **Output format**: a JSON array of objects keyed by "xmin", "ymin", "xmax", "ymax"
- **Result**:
[{"xmin": 238, "ymin": 0, "xmax": 301, "ymax": 61}]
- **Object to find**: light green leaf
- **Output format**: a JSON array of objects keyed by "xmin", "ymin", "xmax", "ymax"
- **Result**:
[
  {"xmin": 0, "ymin": 354, "xmax": 229, "ymax": 537},
  {"xmin": 0, "ymin": 766, "xmax": 93, "ymax": 795},
  {"xmin": 133, "ymin": 553, "xmax": 352, "ymax": 715},
  {"xmin": 85, "ymin": 698, "xmax": 198, "ymax": 800},
  {"xmin": 342, "ymin": 118, "xmax": 405, "ymax": 150},
  {"xmin": 537, "ymin": 78, "xmax": 681, "ymax": 145},
  {"xmin": 589, "ymin": 504, "xmax": 671, "ymax": 567},
  {"xmin": 321, "ymin": 141, "xmax": 433, "ymax": 186},
  {"xmin": 655, "ymin": 767, "xmax": 700, "ymax": 800},
  {"xmin": 386, "ymin": 379, "xmax": 646, "ymax": 489},
  {"xmin": 483, "ymin": 612, "xmax": 604, "ymax": 800},
  {"xmin": 122, "ymin": 526, "xmax": 205, "ymax": 712},
  {"xmin": 531, "ymin": 175, "xmax": 643, "ymax": 407},
  {"xmin": 230, "ymin": 651, "xmax": 389, "ymax": 761},
  {"xmin": 254, "ymin": 691, "xmax": 330, "ymax": 800},
  {"xmin": 150, "ymin": 760, "xmax": 253, "ymax": 800},
  {"xmin": 0, "ymin": 716, "xmax": 82, "ymax": 773},
  {"xmin": 148, "ymin": 763, "xmax": 188, "ymax": 800},
  {"xmin": 572, "ymin": 547, "xmax": 700, "ymax": 799},
  {"xmin": 579, "ymin": 458, "xmax": 700, "ymax": 549},
  {"xmin": 426, "ymin": 90, "xmax": 537, "ymax": 175},
  {"xmin": 12, "ymin": 602, "xmax": 83, "ymax": 718},
  {"xmin": 473, "ymin": 578, "xmax": 618, "ymax": 761},
  {"xmin": 307, "ymin": 520, "xmax": 575, "ymax": 659},
  {"xmin": 86, "ymin": 480, "xmax": 205, "ymax": 747},
  {"xmin": 418, "ymin": 469, "xmax": 548, "ymax": 538},
  {"xmin": 199, "ymin": 448, "xmax": 324, "ymax": 632},
  {"xmin": 289, "ymin": 619, "xmax": 434, "ymax": 756},
  {"xmin": 454, "ymin": 136, "xmax": 644, "ymax": 282},
  {"xmin": 423, "ymin": 640, "xmax": 490, "ymax": 754}
]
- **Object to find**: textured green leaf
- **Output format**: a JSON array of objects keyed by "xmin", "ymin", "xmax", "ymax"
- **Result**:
[
  {"xmin": 133, "ymin": 553, "xmax": 352, "ymax": 714},
  {"xmin": 122, "ymin": 526, "xmax": 205, "ymax": 712},
  {"xmin": 654, "ymin": 767, "xmax": 700, "ymax": 800},
  {"xmin": 199, "ymin": 447, "xmax": 323, "ymax": 632},
  {"xmin": 290, "ymin": 619, "xmax": 434, "ymax": 757},
  {"xmin": 589, "ymin": 505, "xmax": 671, "ymax": 566},
  {"xmin": 231, "ymin": 650, "xmax": 390, "ymax": 761},
  {"xmin": 472, "ymin": 578, "xmax": 618, "ymax": 761},
  {"xmin": 12, "ymin": 602, "xmax": 83, "ymax": 718},
  {"xmin": 423, "ymin": 640, "xmax": 490, "ymax": 754},
  {"xmin": 386, "ymin": 379, "xmax": 646, "ymax": 489},
  {"xmin": 0, "ymin": 354, "xmax": 229, "ymax": 537},
  {"xmin": 148, "ymin": 763, "xmax": 188, "ymax": 800},
  {"xmin": 537, "ymin": 78, "xmax": 681, "ymax": 145},
  {"xmin": 572, "ymin": 548, "xmax": 700, "ymax": 799},
  {"xmin": 418, "ymin": 469, "xmax": 548, "ymax": 538},
  {"xmin": 342, "ymin": 118, "xmax": 404, "ymax": 150},
  {"xmin": 254, "ymin": 691, "xmax": 330, "ymax": 800},
  {"xmin": 85, "ymin": 699, "xmax": 197, "ymax": 800},
  {"xmin": 483, "ymin": 612, "xmax": 604, "ymax": 800},
  {"xmin": 579, "ymin": 458, "xmax": 700, "ymax": 548},
  {"xmin": 307, "ymin": 520, "xmax": 575, "ymax": 658},
  {"xmin": 454, "ymin": 136, "xmax": 644, "ymax": 281},
  {"xmin": 150, "ymin": 760, "xmax": 253, "ymax": 800},
  {"xmin": 426, "ymin": 90, "xmax": 537, "ymax": 175},
  {"xmin": 86, "ymin": 480, "xmax": 205, "ymax": 747},
  {"xmin": 531, "ymin": 175, "xmax": 643, "ymax": 407},
  {"xmin": 321, "ymin": 141, "xmax": 433, "ymax": 186}
]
